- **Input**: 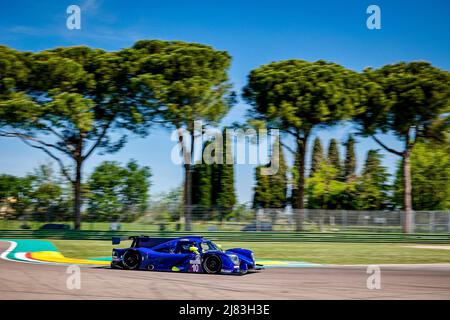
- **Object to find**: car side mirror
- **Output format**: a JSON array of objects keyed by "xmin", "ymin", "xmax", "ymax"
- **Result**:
[{"xmin": 112, "ymin": 237, "xmax": 121, "ymax": 245}]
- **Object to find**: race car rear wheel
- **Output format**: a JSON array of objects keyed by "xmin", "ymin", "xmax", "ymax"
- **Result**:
[
  {"xmin": 122, "ymin": 250, "xmax": 141, "ymax": 270},
  {"xmin": 202, "ymin": 255, "xmax": 222, "ymax": 274}
]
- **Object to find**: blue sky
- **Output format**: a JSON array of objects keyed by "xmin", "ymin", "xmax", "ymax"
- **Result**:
[{"xmin": 0, "ymin": 0, "xmax": 449, "ymax": 203}]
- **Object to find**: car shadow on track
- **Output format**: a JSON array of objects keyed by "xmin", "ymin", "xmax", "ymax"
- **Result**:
[{"xmin": 96, "ymin": 266, "xmax": 262, "ymax": 276}]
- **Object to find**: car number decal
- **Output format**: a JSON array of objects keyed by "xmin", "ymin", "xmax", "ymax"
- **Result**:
[{"xmin": 189, "ymin": 256, "xmax": 202, "ymax": 273}]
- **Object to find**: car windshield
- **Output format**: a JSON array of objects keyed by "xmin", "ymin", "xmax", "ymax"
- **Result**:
[{"xmin": 200, "ymin": 241, "xmax": 220, "ymax": 252}]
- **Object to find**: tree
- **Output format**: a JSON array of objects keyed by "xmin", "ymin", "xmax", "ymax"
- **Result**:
[
  {"xmin": 253, "ymin": 139, "xmax": 287, "ymax": 209},
  {"xmin": 0, "ymin": 45, "xmax": 149, "ymax": 229},
  {"xmin": 87, "ymin": 162, "xmax": 127, "ymax": 222},
  {"xmin": 253, "ymin": 166, "xmax": 271, "ymax": 209},
  {"xmin": 304, "ymin": 138, "xmax": 344, "ymax": 209},
  {"xmin": 130, "ymin": 40, "xmax": 234, "ymax": 230},
  {"xmin": 121, "ymin": 160, "xmax": 152, "ymax": 221},
  {"xmin": 306, "ymin": 161, "xmax": 348, "ymax": 209},
  {"xmin": 150, "ymin": 187, "xmax": 183, "ymax": 223},
  {"xmin": 87, "ymin": 160, "xmax": 151, "ymax": 222},
  {"xmin": 192, "ymin": 140, "xmax": 215, "ymax": 211},
  {"xmin": 192, "ymin": 130, "xmax": 236, "ymax": 221},
  {"xmin": 28, "ymin": 164, "xmax": 69, "ymax": 221},
  {"xmin": 0, "ymin": 164, "xmax": 72, "ymax": 221},
  {"xmin": 393, "ymin": 142, "xmax": 450, "ymax": 210},
  {"xmin": 0, "ymin": 174, "xmax": 33, "ymax": 219},
  {"xmin": 327, "ymin": 138, "xmax": 341, "ymax": 174},
  {"xmin": 362, "ymin": 150, "xmax": 389, "ymax": 186},
  {"xmin": 192, "ymin": 162, "xmax": 212, "ymax": 209},
  {"xmin": 268, "ymin": 140, "xmax": 288, "ymax": 208},
  {"xmin": 356, "ymin": 62, "xmax": 450, "ymax": 232},
  {"xmin": 213, "ymin": 129, "xmax": 236, "ymax": 218},
  {"xmin": 310, "ymin": 137, "xmax": 324, "ymax": 176},
  {"xmin": 243, "ymin": 60, "xmax": 363, "ymax": 230},
  {"xmin": 343, "ymin": 134, "xmax": 356, "ymax": 180},
  {"xmin": 355, "ymin": 150, "xmax": 389, "ymax": 210}
]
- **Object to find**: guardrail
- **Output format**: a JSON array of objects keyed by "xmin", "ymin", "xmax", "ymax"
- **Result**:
[{"xmin": 1, "ymin": 230, "xmax": 450, "ymax": 243}]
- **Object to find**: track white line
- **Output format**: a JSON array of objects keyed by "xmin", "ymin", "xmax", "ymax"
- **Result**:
[
  {"xmin": 0, "ymin": 240, "xmax": 17, "ymax": 262},
  {"xmin": 0, "ymin": 240, "xmax": 51, "ymax": 265}
]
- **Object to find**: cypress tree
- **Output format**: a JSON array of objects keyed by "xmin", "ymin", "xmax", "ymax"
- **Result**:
[
  {"xmin": 357, "ymin": 149, "xmax": 389, "ymax": 209},
  {"xmin": 215, "ymin": 129, "xmax": 236, "ymax": 213},
  {"xmin": 195, "ymin": 129, "xmax": 236, "ymax": 220},
  {"xmin": 253, "ymin": 139, "xmax": 287, "ymax": 208},
  {"xmin": 363, "ymin": 150, "xmax": 385, "ymax": 177},
  {"xmin": 310, "ymin": 137, "xmax": 324, "ymax": 176},
  {"xmin": 327, "ymin": 139, "xmax": 341, "ymax": 173},
  {"xmin": 191, "ymin": 162, "xmax": 212, "ymax": 208},
  {"xmin": 192, "ymin": 141, "xmax": 213, "ymax": 219},
  {"xmin": 253, "ymin": 165, "xmax": 271, "ymax": 208},
  {"xmin": 344, "ymin": 134, "xmax": 357, "ymax": 180},
  {"xmin": 268, "ymin": 139, "xmax": 287, "ymax": 208}
]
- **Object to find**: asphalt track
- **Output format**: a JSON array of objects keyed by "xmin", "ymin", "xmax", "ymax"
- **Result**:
[{"xmin": 1, "ymin": 242, "xmax": 450, "ymax": 299}]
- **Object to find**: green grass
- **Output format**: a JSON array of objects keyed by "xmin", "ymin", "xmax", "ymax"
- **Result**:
[{"xmin": 50, "ymin": 239, "xmax": 450, "ymax": 265}]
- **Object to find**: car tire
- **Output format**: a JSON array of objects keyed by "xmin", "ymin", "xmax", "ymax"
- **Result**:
[
  {"xmin": 122, "ymin": 250, "xmax": 141, "ymax": 270},
  {"xmin": 202, "ymin": 255, "xmax": 222, "ymax": 274}
]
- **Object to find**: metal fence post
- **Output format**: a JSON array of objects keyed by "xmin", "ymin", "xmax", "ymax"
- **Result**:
[
  {"xmin": 342, "ymin": 210, "xmax": 347, "ymax": 230},
  {"xmin": 448, "ymin": 211, "xmax": 450, "ymax": 233},
  {"xmin": 429, "ymin": 211, "xmax": 435, "ymax": 233},
  {"xmin": 319, "ymin": 210, "xmax": 324, "ymax": 232},
  {"xmin": 256, "ymin": 208, "xmax": 262, "ymax": 232}
]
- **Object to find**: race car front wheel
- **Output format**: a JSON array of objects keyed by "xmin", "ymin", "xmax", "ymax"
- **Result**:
[
  {"xmin": 122, "ymin": 250, "xmax": 141, "ymax": 270},
  {"xmin": 202, "ymin": 255, "xmax": 222, "ymax": 274}
]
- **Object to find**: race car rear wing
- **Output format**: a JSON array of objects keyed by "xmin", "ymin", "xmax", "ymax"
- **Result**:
[
  {"xmin": 111, "ymin": 236, "xmax": 136, "ymax": 245},
  {"xmin": 112, "ymin": 236, "xmax": 176, "ymax": 248},
  {"xmin": 112, "ymin": 236, "xmax": 124, "ymax": 245}
]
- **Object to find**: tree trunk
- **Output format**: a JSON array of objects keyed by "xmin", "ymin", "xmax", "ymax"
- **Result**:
[
  {"xmin": 184, "ymin": 162, "xmax": 192, "ymax": 231},
  {"xmin": 73, "ymin": 159, "xmax": 83, "ymax": 231},
  {"xmin": 402, "ymin": 151, "xmax": 413, "ymax": 233},
  {"xmin": 179, "ymin": 127, "xmax": 194, "ymax": 231},
  {"xmin": 295, "ymin": 134, "xmax": 308, "ymax": 231},
  {"xmin": 371, "ymin": 131, "xmax": 415, "ymax": 234}
]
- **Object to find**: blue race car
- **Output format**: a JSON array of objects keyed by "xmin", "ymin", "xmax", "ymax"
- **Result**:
[{"xmin": 111, "ymin": 236, "xmax": 260, "ymax": 275}]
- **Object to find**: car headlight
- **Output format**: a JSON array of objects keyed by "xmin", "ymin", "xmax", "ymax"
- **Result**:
[{"xmin": 228, "ymin": 254, "xmax": 240, "ymax": 266}]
